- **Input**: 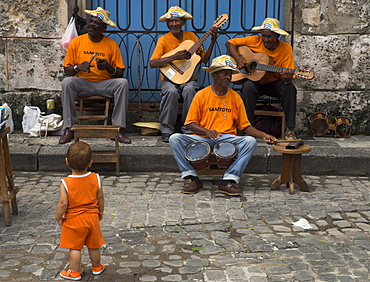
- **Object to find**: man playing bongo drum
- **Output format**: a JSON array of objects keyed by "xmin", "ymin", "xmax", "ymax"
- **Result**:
[{"xmin": 169, "ymin": 55, "xmax": 277, "ymax": 196}]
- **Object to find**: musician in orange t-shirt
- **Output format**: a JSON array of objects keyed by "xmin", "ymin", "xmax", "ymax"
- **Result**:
[
  {"xmin": 150, "ymin": 6, "xmax": 217, "ymax": 143},
  {"xmin": 226, "ymin": 18, "xmax": 297, "ymax": 140},
  {"xmin": 59, "ymin": 7, "xmax": 131, "ymax": 145},
  {"xmin": 55, "ymin": 141, "xmax": 106, "ymax": 280},
  {"xmin": 169, "ymin": 55, "xmax": 276, "ymax": 196}
]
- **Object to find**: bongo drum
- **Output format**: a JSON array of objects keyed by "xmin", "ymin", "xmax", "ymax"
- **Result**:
[
  {"xmin": 213, "ymin": 141, "xmax": 238, "ymax": 168},
  {"xmin": 334, "ymin": 116, "xmax": 352, "ymax": 138},
  {"xmin": 185, "ymin": 141, "xmax": 211, "ymax": 170},
  {"xmin": 308, "ymin": 112, "xmax": 331, "ymax": 136}
]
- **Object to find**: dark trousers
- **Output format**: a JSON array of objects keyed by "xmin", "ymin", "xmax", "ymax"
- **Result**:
[{"xmin": 240, "ymin": 79, "xmax": 297, "ymax": 128}]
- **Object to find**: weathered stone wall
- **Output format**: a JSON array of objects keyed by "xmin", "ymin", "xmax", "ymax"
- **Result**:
[
  {"xmin": 0, "ymin": 0, "xmax": 68, "ymax": 129},
  {"xmin": 0, "ymin": 0, "xmax": 369, "ymax": 135},
  {"xmin": 293, "ymin": 0, "xmax": 370, "ymax": 134}
]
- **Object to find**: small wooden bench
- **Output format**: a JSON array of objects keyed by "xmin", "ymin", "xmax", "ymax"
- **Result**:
[{"xmin": 71, "ymin": 125, "xmax": 121, "ymax": 176}]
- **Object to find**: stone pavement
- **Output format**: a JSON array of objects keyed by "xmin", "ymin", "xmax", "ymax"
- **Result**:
[{"xmin": 0, "ymin": 171, "xmax": 370, "ymax": 281}]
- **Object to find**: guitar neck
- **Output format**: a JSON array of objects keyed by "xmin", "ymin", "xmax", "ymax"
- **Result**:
[
  {"xmin": 255, "ymin": 63, "xmax": 296, "ymax": 75},
  {"xmin": 187, "ymin": 29, "xmax": 212, "ymax": 55}
]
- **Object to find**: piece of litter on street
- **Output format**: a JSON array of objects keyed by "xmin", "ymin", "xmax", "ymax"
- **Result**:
[{"xmin": 292, "ymin": 218, "xmax": 312, "ymax": 229}]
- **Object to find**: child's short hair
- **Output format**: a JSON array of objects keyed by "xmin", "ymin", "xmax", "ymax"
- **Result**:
[{"xmin": 67, "ymin": 141, "xmax": 92, "ymax": 171}]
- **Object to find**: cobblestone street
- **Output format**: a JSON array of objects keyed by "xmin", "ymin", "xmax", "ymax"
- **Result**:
[{"xmin": 0, "ymin": 171, "xmax": 369, "ymax": 281}]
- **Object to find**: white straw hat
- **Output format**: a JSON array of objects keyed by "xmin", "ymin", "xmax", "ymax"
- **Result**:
[
  {"xmin": 159, "ymin": 6, "xmax": 193, "ymax": 22},
  {"xmin": 252, "ymin": 18, "xmax": 289, "ymax": 36},
  {"xmin": 203, "ymin": 55, "xmax": 240, "ymax": 75},
  {"xmin": 84, "ymin": 7, "xmax": 116, "ymax": 27}
]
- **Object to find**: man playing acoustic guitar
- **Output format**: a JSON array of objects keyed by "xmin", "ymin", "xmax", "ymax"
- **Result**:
[
  {"xmin": 226, "ymin": 18, "xmax": 297, "ymax": 140},
  {"xmin": 150, "ymin": 6, "xmax": 218, "ymax": 143}
]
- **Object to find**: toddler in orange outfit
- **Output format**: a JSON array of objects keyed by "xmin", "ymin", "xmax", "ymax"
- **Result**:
[{"xmin": 55, "ymin": 141, "xmax": 105, "ymax": 280}]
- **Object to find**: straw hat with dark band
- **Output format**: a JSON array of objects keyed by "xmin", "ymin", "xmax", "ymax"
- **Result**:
[
  {"xmin": 159, "ymin": 6, "xmax": 193, "ymax": 22},
  {"xmin": 203, "ymin": 55, "xmax": 240, "ymax": 75},
  {"xmin": 251, "ymin": 18, "xmax": 288, "ymax": 36},
  {"xmin": 133, "ymin": 122, "xmax": 161, "ymax": 136},
  {"xmin": 84, "ymin": 7, "xmax": 116, "ymax": 27}
]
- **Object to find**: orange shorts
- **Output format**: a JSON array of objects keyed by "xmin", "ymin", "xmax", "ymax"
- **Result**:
[{"xmin": 59, "ymin": 213, "xmax": 105, "ymax": 250}]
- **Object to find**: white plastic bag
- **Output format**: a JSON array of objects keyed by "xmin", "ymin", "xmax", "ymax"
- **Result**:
[
  {"xmin": 2, "ymin": 103, "xmax": 14, "ymax": 133},
  {"xmin": 22, "ymin": 106, "xmax": 41, "ymax": 134},
  {"xmin": 61, "ymin": 16, "xmax": 78, "ymax": 52},
  {"xmin": 29, "ymin": 114, "xmax": 63, "ymax": 137}
]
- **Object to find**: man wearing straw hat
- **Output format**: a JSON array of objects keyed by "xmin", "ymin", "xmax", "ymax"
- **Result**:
[
  {"xmin": 226, "ymin": 18, "xmax": 297, "ymax": 140},
  {"xmin": 169, "ymin": 55, "xmax": 276, "ymax": 196},
  {"xmin": 150, "ymin": 6, "xmax": 218, "ymax": 143},
  {"xmin": 59, "ymin": 7, "xmax": 131, "ymax": 145}
]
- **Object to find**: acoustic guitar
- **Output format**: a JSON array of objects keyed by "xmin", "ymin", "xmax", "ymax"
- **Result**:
[
  {"xmin": 231, "ymin": 46, "xmax": 314, "ymax": 85},
  {"xmin": 160, "ymin": 14, "xmax": 228, "ymax": 84}
]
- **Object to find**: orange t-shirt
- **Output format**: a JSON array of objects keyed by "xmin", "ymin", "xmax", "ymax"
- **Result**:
[
  {"xmin": 61, "ymin": 172, "xmax": 101, "ymax": 219},
  {"xmin": 63, "ymin": 34, "xmax": 125, "ymax": 82},
  {"xmin": 151, "ymin": 31, "xmax": 204, "ymax": 80},
  {"xmin": 185, "ymin": 86, "xmax": 251, "ymax": 136},
  {"xmin": 228, "ymin": 36, "xmax": 294, "ymax": 83}
]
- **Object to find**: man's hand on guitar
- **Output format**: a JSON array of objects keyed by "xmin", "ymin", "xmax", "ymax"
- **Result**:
[
  {"xmin": 281, "ymin": 69, "xmax": 293, "ymax": 83},
  {"xmin": 175, "ymin": 50, "xmax": 192, "ymax": 60},
  {"xmin": 235, "ymin": 55, "xmax": 247, "ymax": 70},
  {"xmin": 209, "ymin": 26, "xmax": 218, "ymax": 40}
]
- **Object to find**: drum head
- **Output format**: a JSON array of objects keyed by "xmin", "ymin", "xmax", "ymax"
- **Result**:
[
  {"xmin": 214, "ymin": 141, "xmax": 237, "ymax": 158},
  {"xmin": 335, "ymin": 116, "xmax": 352, "ymax": 138},
  {"xmin": 309, "ymin": 112, "xmax": 331, "ymax": 136},
  {"xmin": 185, "ymin": 141, "xmax": 210, "ymax": 162}
]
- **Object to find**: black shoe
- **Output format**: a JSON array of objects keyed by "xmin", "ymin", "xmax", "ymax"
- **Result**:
[
  {"xmin": 58, "ymin": 128, "xmax": 74, "ymax": 144},
  {"xmin": 117, "ymin": 128, "xmax": 131, "ymax": 144},
  {"xmin": 161, "ymin": 133, "xmax": 171, "ymax": 143}
]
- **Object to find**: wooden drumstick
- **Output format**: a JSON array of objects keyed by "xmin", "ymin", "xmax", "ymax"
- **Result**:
[
  {"xmin": 275, "ymin": 139, "xmax": 302, "ymax": 143},
  {"xmin": 88, "ymin": 52, "xmax": 98, "ymax": 64}
]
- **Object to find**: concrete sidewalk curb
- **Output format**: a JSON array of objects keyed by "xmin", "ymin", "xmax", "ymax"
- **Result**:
[{"xmin": 8, "ymin": 134, "xmax": 370, "ymax": 176}]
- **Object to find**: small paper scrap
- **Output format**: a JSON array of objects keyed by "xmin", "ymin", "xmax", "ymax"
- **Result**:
[{"xmin": 292, "ymin": 218, "xmax": 312, "ymax": 229}]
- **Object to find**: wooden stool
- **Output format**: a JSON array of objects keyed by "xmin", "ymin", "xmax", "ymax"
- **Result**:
[
  {"xmin": 0, "ymin": 126, "xmax": 19, "ymax": 226},
  {"xmin": 254, "ymin": 109, "xmax": 286, "ymax": 138},
  {"xmin": 76, "ymin": 96, "xmax": 112, "ymax": 125},
  {"xmin": 271, "ymin": 142, "xmax": 311, "ymax": 195},
  {"xmin": 254, "ymin": 97, "xmax": 286, "ymax": 139},
  {"xmin": 198, "ymin": 164, "xmax": 226, "ymax": 175},
  {"xmin": 71, "ymin": 125, "xmax": 121, "ymax": 176}
]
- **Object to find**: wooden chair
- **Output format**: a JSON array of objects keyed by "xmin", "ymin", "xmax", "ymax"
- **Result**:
[
  {"xmin": 76, "ymin": 96, "xmax": 112, "ymax": 125},
  {"xmin": 0, "ymin": 126, "xmax": 19, "ymax": 226},
  {"xmin": 254, "ymin": 96, "xmax": 286, "ymax": 139},
  {"xmin": 72, "ymin": 125, "xmax": 121, "ymax": 176}
]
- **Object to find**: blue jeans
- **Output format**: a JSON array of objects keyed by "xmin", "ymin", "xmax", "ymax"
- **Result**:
[{"xmin": 169, "ymin": 134, "xmax": 257, "ymax": 183}]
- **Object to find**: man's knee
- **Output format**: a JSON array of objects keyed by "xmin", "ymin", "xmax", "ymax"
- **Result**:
[
  {"xmin": 241, "ymin": 136, "xmax": 258, "ymax": 150},
  {"xmin": 169, "ymin": 133, "xmax": 182, "ymax": 144},
  {"xmin": 115, "ymin": 77, "xmax": 128, "ymax": 85},
  {"xmin": 111, "ymin": 78, "xmax": 128, "ymax": 91},
  {"xmin": 61, "ymin": 76, "xmax": 77, "ymax": 88},
  {"xmin": 161, "ymin": 90, "xmax": 180, "ymax": 104}
]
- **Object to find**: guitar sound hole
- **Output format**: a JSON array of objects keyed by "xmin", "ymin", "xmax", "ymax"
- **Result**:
[{"xmin": 249, "ymin": 60, "xmax": 258, "ymax": 71}]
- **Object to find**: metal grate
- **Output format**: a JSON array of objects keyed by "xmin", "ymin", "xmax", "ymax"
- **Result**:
[{"xmin": 88, "ymin": 0, "xmax": 293, "ymax": 107}]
